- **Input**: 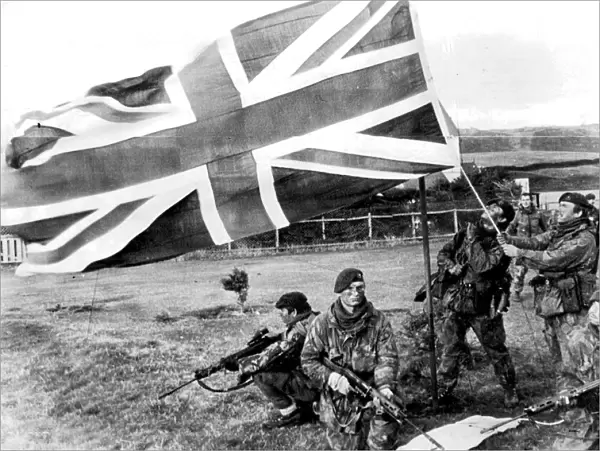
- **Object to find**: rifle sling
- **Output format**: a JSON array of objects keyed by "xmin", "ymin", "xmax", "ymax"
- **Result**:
[{"xmin": 195, "ymin": 379, "xmax": 253, "ymax": 393}]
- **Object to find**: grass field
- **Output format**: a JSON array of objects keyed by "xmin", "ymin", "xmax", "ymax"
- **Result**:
[{"xmin": 1, "ymin": 244, "xmax": 562, "ymax": 450}]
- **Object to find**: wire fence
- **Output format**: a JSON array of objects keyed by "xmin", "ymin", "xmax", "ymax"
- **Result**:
[{"xmin": 178, "ymin": 207, "xmax": 489, "ymax": 261}]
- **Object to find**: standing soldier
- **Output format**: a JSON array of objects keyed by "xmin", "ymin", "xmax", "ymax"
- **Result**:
[
  {"xmin": 301, "ymin": 268, "xmax": 400, "ymax": 450},
  {"xmin": 436, "ymin": 199, "xmax": 519, "ymax": 408},
  {"xmin": 500, "ymin": 192, "xmax": 598, "ymax": 396},
  {"xmin": 235, "ymin": 292, "xmax": 320, "ymax": 429},
  {"xmin": 506, "ymin": 192, "xmax": 548, "ymax": 302}
]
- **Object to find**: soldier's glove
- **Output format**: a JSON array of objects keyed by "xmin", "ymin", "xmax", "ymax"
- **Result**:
[
  {"xmin": 222, "ymin": 356, "xmax": 239, "ymax": 372},
  {"xmin": 373, "ymin": 387, "xmax": 394, "ymax": 410},
  {"xmin": 328, "ymin": 372, "xmax": 351, "ymax": 395}
]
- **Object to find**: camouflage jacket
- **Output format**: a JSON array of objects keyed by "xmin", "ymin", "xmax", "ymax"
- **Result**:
[
  {"xmin": 239, "ymin": 311, "xmax": 318, "ymax": 375},
  {"xmin": 437, "ymin": 225, "xmax": 511, "ymax": 314},
  {"xmin": 301, "ymin": 300, "xmax": 398, "ymax": 392},
  {"xmin": 506, "ymin": 221, "xmax": 597, "ymax": 317},
  {"xmin": 563, "ymin": 321, "xmax": 599, "ymax": 385},
  {"xmin": 507, "ymin": 206, "xmax": 547, "ymax": 238}
]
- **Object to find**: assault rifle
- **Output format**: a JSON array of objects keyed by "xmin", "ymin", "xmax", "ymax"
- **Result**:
[
  {"xmin": 481, "ymin": 378, "xmax": 600, "ymax": 434},
  {"xmin": 158, "ymin": 328, "xmax": 281, "ymax": 399},
  {"xmin": 323, "ymin": 357, "xmax": 445, "ymax": 450}
]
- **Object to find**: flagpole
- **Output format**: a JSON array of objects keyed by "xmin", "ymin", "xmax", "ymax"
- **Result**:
[{"xmin": 418, "ymin": 176, "xmax": 438, "ymax": 409}]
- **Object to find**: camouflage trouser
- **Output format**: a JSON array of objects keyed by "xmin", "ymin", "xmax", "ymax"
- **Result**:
[
  {"xmin": 437, "ymin": 312, "xmax": 516, "ymax": 393},
  {"xmin": 253, "ymin": 370, "xmax": 319, "ymax": 410},
  {"xmin": 318, "ymin": 389, "xmax": 400, "ymax": 450},
  {"xmin": 542, "ymin": 310, "xmax": 591, "ymax": 392},
  {"xmin": 510, "ymin": 261, "xmax": 528, "ymax": 295}
]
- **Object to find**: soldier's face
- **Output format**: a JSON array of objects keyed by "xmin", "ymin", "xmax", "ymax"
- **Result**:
[
  {"xmin": 520, "ymin": 196, "xmax": 531, "ymax": 208},
  {"xmin": 558, "ymin": 201, "xmax": 579, "ymax": 223},
  {"xmin": 339, "ymin": 281, "xmax": 366, "ymax": 311},
  {"xmin": 480, "ymin": 204, "xmax": 505, "ymax": 232},
  {"xmin": 278, "ymin": 308, "xmax": 296, "ymax": 325}
]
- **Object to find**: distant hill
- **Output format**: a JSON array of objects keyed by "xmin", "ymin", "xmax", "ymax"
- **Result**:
[{"xmin": 458, "ymin": 124, "xmax": 600, "ymax": 153}]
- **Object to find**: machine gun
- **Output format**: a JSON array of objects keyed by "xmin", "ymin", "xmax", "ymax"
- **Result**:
[
  {"xmin": 323, "ymin": 357, "xmax": 445, "ymax": 450},
  {"xmin": 158, "ymin": 328, "xmax": 280, "ymax": 399},
  {"xmin": 481, "ymin": 378, "xmax": 600, "ymax": 434}
]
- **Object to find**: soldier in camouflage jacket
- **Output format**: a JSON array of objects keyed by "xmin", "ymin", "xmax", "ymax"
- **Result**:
[
  {"xmin": 436, "ymin": 199, "xmax": 519, "ymax": 408},
  {"xmin": 506, "ymin": 193, "xmax": 548, "ymax": 300},
  {"xmin": 502, "ymin": 192, "xmax": 598, "ymax": 394},
  {"xmin": 301, "ymin": 268, "xmax": 400, "ymax": 450},
  {"xmin": 237, "ymin": 292, "xmax": 320, "ymax": 429}
]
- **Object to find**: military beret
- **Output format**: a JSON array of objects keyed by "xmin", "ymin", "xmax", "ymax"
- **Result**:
[
  {"xmin": 585, "ymin": 193, "xmax": 596, "ymax": 201},
  {"xmin": 558, "ymin": 192, "xmax": 592, "ymax": 209},
  {"xmin": 334, "ymin": 268, "xmax": 364, "ymax": 293},
  {"xmin": 275, "ymin": 291, "xmax": 309, "ymax": 311}
]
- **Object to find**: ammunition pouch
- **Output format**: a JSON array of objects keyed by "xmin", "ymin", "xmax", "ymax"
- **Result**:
[
  {"xmin": 442, "ymin": 282, "xmax": 493, "ymax": 315},
  {"xmin": 534, "ymin": 271, "xmax": 596, "ymax": 317}
]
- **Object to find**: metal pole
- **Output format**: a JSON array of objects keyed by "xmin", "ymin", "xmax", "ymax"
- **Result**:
[
  {"xmin": 368, "ymin": 212, "xmax": 373, "ymax": 240},
  {"xmin": 419, "ymin": 177, "xmax": 438, "ymax": 408}
]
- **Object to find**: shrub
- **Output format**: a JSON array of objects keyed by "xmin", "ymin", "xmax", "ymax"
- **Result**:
[{"xmin": 220, "ymin": 267, "xmax": 250, "ymax": 313}]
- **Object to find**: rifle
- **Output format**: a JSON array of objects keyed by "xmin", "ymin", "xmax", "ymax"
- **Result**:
[
  {"xmin": 481, "ymin": 378, "xmax": 600, "ymax": 434},
  {"xmin": 158, "ymin": 328, "xmax": 281, "ymax": 400},
  {"xmin": 323, "ymin": 357, "xmax": 445, "ymax": 450}
]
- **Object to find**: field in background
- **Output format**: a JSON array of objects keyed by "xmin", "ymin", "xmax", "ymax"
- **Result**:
[{"xmin": 1, "ymin": 245, "xmax": 560, "ymax": 450}]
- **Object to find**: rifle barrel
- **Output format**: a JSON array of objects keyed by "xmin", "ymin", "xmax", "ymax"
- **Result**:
[{"xmin": 158, "ymin": 378, "xmax": 197, "ymax": 400}]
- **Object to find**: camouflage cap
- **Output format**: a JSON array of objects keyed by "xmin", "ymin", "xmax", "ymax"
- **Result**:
[
  {"xmin": 559, "ymin": 192, "xmax": 592, "ymax": 209},
  {"xmin": 334, "ymin": 268, "xmax": 364, "ymax": 293},
  {"xmin": 275, "ymin": 291, "xmax": 309, "ymax": 311}
]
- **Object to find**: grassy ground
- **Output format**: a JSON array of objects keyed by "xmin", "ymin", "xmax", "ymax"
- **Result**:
[{"xmin": 1, "ymin": 244, "xmax": 561, "ymax": 450}]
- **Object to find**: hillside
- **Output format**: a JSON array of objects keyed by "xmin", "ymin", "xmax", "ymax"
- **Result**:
[{"xmin": 458, "ymin": 124, "xmax": 600, "ymax": 153}]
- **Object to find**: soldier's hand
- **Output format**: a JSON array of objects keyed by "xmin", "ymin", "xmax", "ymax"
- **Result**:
[
  {"xmin": 501, "ymin": 244, "xmax": 519, "ymax": 258},
  {"xmin": 497, "ymin": 233, "xmax": 507, "ymax": 246},
  {"xmin": 328, "ymin": 372, "xmax": 351, "ymax": 395},
  {"xmin": 374, "ymin": 387, "xmax": 394, "ymax": 409},
  {"xmin": 557, "ymin": 390, "xmax": 571, "ymax": 407}
]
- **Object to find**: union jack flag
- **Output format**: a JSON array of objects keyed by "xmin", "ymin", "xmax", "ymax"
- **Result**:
[{"xmin": 1, "ymin": 0, "xmax": 460, "ymax": 275}]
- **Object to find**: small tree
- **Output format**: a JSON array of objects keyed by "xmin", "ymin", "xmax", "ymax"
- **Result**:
[{"xmin": 221, "ymin": 267, "xmax": 249, "ymax": 313}]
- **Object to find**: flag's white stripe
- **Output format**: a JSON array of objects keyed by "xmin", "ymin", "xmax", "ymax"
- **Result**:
[
  {"xmin": 409, "ymin": 6, "xmax": 451, "ymax": 140},
  {"xmin": 27, "ymin": 205, "xmax": 117, "ymax": 254},
  {"xmin": 255, "ymin": 162, "xmax": 290, "ymax": 229},
  {"xmin": 15, "ymin": 94, "xmax": 175, "ymax": 135},
  {"xmin": 306, "ymin": 134, "xmax": 459, "ymax": 167},
  {"xmin": 242, "ymin": 39, "xmax": 420, "ymax": 106},
  {"xmin": 20, "ymin": 75, "xmax": 197, "ymax": 168},
  {"xmin": 253, "ymin": 90, "xmax": 432, "ymax": 161},
  {"xmin": 325, "ymin": 1, "xmax": 398, "ymax": 66},
  {"xmin": 218, "ymin": 32, "xmax": 250, "ymax": 93},
  {"xmin": 271, "ymin": 158, "xmax": 420, "ymax": 180},
  {"xmin": 15, "ymin": 184, "xmax": 194, "ymax": 276},
  {"xmin": 3, "ymin": 165, "xmax": 208, "ymax": 227},
  {"xmin": 247, "ymin": 1, "xmax": 369, "ymax": 93},
  {"xmin": 196, "ymin": 165, "xmax": 232, "ymax": 245}
]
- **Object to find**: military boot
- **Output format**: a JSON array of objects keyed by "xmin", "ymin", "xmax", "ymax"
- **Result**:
[
  {"xmin": 503, "ymin": 387, "xmax": 519, "ymax": 408},
  {"xmin": 262, "ymin": 408, "xmax": 307, "ymax": 429}
]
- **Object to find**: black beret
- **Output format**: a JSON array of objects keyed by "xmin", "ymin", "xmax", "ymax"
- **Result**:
[
  {"xmin": 334, "ymin": 268, "xmax": 364, "ymax": 293},
  {"xmin": 275, "ymin": 292, "xmax": 309, "ymax": 311},
  {"xmin": 559, "ymin": 192, "xmax": 592, "ymax": 209},
  {"xmin": 486, "ymin": 198, "xmax": 515, "ymax": 224}
]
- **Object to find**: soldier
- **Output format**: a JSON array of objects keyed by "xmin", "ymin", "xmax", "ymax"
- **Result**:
[
  {"xmin": 236, "ymin": 291, "xmax": 320, "ymax": 429},
  {"xmin": 553, "ymin": 280, "xmax": 599, "ymax": 450},
  {"xmin": 301, "ymin": 268, "xmax": 400, "ymax": 450},
  {"xmin": 500, "ymin": 192, "xmax": 598, "ymax": 396},
  {"xmin": 506, "ymin": 192, "xmax": 548, "ymax": 302},
  {"xmin": 436, "ymin": 199, "xmax": 519, "ymax": 408}
]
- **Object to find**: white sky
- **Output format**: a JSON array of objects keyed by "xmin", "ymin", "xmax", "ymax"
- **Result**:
[{"xmin": 1, "ymin": 0, "xmax": 599, "ymax": 135}]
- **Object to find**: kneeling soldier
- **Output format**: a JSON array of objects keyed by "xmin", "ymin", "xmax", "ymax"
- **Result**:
[{"xmin": 237, "ymin": 292, "xmax": 320, "ymax": 429}]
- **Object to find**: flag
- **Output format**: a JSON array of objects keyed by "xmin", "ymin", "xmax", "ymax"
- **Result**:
[{"xmin": 1, "ymin": 0, "xmax": 460, "ymax": 275}]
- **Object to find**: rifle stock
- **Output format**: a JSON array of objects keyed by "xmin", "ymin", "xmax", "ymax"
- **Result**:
[
  {"xmin": 158, "ymin": 328, "xmax": 281, "ymax": 399},
  {"xmin": 322, "ymin": 357, "xmax": 445, "ymax": 450},
  {"xmin": 481, "ymin": 378, "xmax": 600, "ymax": 434}
]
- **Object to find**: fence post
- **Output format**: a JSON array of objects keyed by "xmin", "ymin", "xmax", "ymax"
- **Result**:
[
  {"xmin": 275, "ymin": 229, "xmax": 280, "ymax": 249},
  {"xmin": 453, "ymin": 209, "xmax": 459, "ymax": 233},
  {"xmin": 228, "ymin": 242, "xmax": 232, "ymax": 252},
  {"xmin": 321, "ymin": 216, "xmax": 326, "ymax": 240},
  {"xmin": 411, "ymin": 213, "xmax": 417, "ymax": 238},
  {"xmin": 368, "ymin": 212, "xmax": 373, "ymax": 240}
]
